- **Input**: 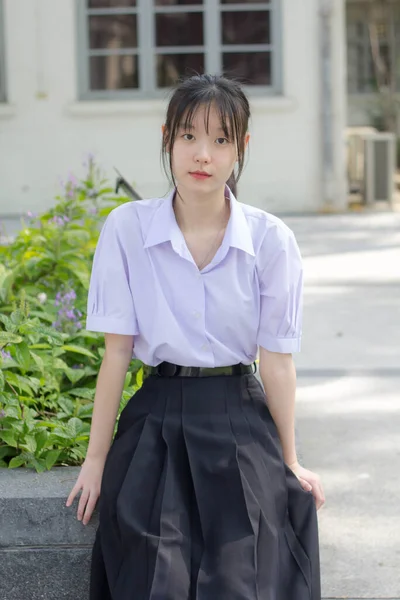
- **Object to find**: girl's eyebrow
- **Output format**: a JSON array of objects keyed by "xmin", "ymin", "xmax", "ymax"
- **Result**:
[{"xmin": 178, "ymin": 122, "xmax": 228, "ymax": 133}]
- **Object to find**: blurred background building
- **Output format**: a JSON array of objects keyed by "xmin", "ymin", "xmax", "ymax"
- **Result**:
[{"xmin": 0, "ymin": 0, "xmax": 398, "ymax": 225}]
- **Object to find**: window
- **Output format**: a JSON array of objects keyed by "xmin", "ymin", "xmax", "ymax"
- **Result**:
[
  {"xmin": 0, "ymin": 0, "xmax": 6, "ymax": 102},
  {"xmin": 77, "ymin": 0, "xmax": 282, "ymax": 99},
  {"xmin": 347, "ymin": 3, "xmax": 400, "ymax": 94}
]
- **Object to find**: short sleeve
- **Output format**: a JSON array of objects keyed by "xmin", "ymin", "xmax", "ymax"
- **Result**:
[
  {"xmin": 256, "ymin": 225, "xmax": 303, "ymax": 353},
  {"xmin": 86, "ymin": 210, "xmax": 139, "ymax": 335}
]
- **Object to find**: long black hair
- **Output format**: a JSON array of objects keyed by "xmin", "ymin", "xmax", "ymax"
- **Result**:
[{"xmin": 161, "ymin": 74, "xmax": 250, "ymax": 197}]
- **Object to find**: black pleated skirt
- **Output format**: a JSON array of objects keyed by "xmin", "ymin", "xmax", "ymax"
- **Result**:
[{"xmin": 90, "ymin": 372, "xmax": 321, "ymax": 600}]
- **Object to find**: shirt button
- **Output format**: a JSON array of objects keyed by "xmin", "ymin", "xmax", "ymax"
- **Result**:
[
  {"xmin": 193, "ymin": 311, "xmax": 201, "ymax": 319},
  {"xmin": 201, "ymin": 343, "xmax": 208, "ymax": 351}
]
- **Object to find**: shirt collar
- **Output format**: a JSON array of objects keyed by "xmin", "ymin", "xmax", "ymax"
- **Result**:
[{"xmin": 143, "ymin": 187, "xmax": 255, "ymax": 258}]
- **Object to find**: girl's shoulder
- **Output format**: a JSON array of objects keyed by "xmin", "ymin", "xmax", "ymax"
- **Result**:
[
  {"xmin": 106, "ymin": 196, "xmax": 165, "ymax": 233},
  {"xmin": 110, "ymin": 197, "xmax": 163, "ymax": 219},
  {"xmin": 237, "ymin": 201, "xmax": 296, "ymax": 245}
]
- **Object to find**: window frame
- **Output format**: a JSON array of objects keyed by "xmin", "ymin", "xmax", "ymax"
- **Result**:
[
  {"xmin": 346, "ymin": 1, "xmax": 400, "ymax": 95},
  {"xmin": 0, "ymin": 0, "xmax": 6, "ymax": 102},
  {"xmin": 76, "ymin": 0, "xmax": 282, "ymax": 100}
]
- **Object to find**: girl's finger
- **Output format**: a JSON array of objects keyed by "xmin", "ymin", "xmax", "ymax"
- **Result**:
[
  {"xmin": 66, "ymin": 482, "xmax": 82, "ymax": 507},
  {"xmin": 313, "ymin": 482, "xmax": 325, "ymax": 510},
  {"xmin": 82, "ymin": 491, "xmax": 100, "ymax": 526},
  {"xmin": 299, "ymin": 477, "xmax": 313, "ymax": 492},
  {"xmin": 77, "ymin": 490, "xmax": 90, "ymax": 521}
]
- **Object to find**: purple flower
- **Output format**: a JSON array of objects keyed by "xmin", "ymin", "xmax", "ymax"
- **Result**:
[
  {"xmin": 51, "ymin": 289, "xmax": 82, "ymax": 333},
  {"xmin": 0, "ymin": 409, "xmax": 6, "ymax": 420},
  {"xmin": 68, "ymin": 173, "xmax": 78, "ymax": 187},
  {"xmin": 49, "ymin": 215, "xmax": 70, "ymax": 227},
  {"xmin": 1, "ymin": 349, "xmax": 12, "ymax": 361}
]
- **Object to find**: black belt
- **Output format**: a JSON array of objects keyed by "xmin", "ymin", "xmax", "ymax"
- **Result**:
[{"xmin": 149, "ymin": 361, "xmax": 257, "ymax": 378}]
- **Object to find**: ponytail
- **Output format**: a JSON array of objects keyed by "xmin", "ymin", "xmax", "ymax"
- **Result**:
[{"xmin": 226, "ymin": 171, "xmax": 237, "ymax": 197}]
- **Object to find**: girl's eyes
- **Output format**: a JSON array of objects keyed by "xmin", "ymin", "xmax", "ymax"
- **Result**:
[{"xmin": 181, "ymin": 134, "xmax": 230, "ymax": 145}]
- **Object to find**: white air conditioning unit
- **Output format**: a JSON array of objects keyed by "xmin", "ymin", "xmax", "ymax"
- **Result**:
[{"xmin": 346, "ymin": 128, "xmax": 396, "ymax": 206}]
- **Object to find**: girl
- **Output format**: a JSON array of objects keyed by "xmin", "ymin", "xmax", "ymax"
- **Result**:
[{"xmin": 67, "ymin": 74, "xmax": 325, "ymax": 600}]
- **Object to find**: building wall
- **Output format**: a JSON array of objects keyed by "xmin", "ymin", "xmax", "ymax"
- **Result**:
[{"xmin": 0, "ymin": 0, "xmax": 347, "ymax": 220}]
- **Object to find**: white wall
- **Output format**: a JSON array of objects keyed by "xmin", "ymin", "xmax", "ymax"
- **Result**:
[{"xmin": 0, "ymin": 0, "xmax": 347, "ymax": 219}]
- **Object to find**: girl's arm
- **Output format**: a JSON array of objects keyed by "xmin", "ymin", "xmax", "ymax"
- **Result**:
[
  {"xmin": 259, "ymin": 347, "xmax": 325, "ymax": 509},
  {"xmin": 86, "ymin": 333, "xmax": 134, "ymax": 461},
  {"xmin": 66, "ymin": 333, "xmax": 134, "ymax": 524},
  {"xmin": 259, "ymin": 347, "xmax": 298, "ymax": 466}
]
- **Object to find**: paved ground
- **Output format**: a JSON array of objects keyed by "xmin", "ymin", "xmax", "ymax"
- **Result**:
[{"xmin": 281, "ymin": 211, "xmax": 400, "ymax": 599}]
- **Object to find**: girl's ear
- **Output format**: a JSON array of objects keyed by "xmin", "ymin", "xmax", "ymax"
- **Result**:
[{"xmin": 244, "ymin": 133, "xmax": 250, "ymax": 149}]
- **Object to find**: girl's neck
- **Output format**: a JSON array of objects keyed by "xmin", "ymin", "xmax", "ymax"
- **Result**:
[{"xmin": 173, "ymin": 186, "xmax": 230, "ymax": 233}]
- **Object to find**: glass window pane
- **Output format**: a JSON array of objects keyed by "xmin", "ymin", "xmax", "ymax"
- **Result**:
[
  {"xmin": 88, "ymin": 0, "xmax": 137, "ymax": 7},
  {"xmin": 223, "ymin": 52, "xmax": 271, "ymax": 85},
  {"xmin": 89, "ymin": 15, "xmax": 137, "ymax": 49},
  {"xmin": 157, "ymin": 53, "xmax": 204, "ymax": 86},
  {"xmin": 155, "ymin": 0, "xmax": 202, "ymax": 5},
  {"xmin": 222, "ymin": 10, "xmax": 270, "ymax": 44},
  {"xmin": 90, "ymin": 55, "xmax": 139, "ymax": 89},
  {"xmin": 220, "ymin": 0, "xmax": 270, "ymax": 4},
  {"xmin": 156, "ymin": 13, "xmax": 203, "ymax": 46}
]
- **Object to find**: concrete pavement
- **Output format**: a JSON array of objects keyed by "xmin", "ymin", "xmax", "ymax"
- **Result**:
[{"xmin": 283, "ymin": 211, "xmax": 400, "ymax": 598}]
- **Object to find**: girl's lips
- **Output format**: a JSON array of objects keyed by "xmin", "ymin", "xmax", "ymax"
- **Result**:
[{"xmin": 190, "ymin": 172, "xmax": 212, "ymax": 180}]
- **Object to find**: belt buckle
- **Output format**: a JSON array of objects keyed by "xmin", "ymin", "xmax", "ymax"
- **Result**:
[{"xmin": 156, "ymin": 362, "xmax": 179, "ymax": 377}]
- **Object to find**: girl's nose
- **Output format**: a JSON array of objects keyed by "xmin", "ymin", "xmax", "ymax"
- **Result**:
[{"xmin": 194, "ymin": 144, "xmax": 211, "ymax": 163}]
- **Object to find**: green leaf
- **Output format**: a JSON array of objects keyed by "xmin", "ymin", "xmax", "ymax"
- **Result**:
[
  {"xmin": 20, "ymin": 435, "xmax": 37, "ymax": 454},
  {"xmin": 123, "ymin": 372, "xmax": 132, "ymax": 390},
  {"xmin": 67, "ymin": 417, "xmax": 84, "ymax": 438},
  {"xmin": 35, "ymin": 430, "xmax": 48, "ymax": 453},
  {"xmin": 0, "ymin": 332, "xmax": 23, "ymax": 344},
  {"xmin": 4, "ymin": 406, "xmax": 20, "ymax": 419},
  {"xmin": 0, "ymin": 369, "xmax": 4, "ymax": 392},
  {"xmin": 68, "ymin": 387, "xmax": 95, "ymax": 400},
  {"xmin": 0, "ymin": 430, "xmax": 18, "ymax": 447},
  {"xmin": 5, "ymin": 372, "xmax": 35, "ymax": 396},
  {"xmin": 61, "ymin": 345, "xmax": 96, "ymax": 359},
  {"xmin": 8, "ymin": 455, "xmax": 27, "ymax": 468},
  {"xmin": 52, "ymin": 358, "xmax": 70, "ymax": 371},
  {"xmin": 29, "ymin": 343, "xmax": 52, "ymax": 350},
  {"xmin": 64, "ymin": 367, "xmax": 85, "ymax": 384},
  {"xmin": 135, "ymin": 367, "xmax": 143, "ymax": 389},
  {"xmin": 15, "ymin": 342, "xmax": 32, "ymax": 372},
  {"xmin": 45, "ymin": 449, "xmax": 61, "ymax": 470},
  {"xmin": 0, "ymin": 446, "xmax": 15, "ymax": 459},
  {"xmin": 28, "ymin": 457, "xmax": 47, "ymax": 473},
  {"xmin": 58, "ymin": 397, "xmax": 75, "ymax": 416},
  {"xmin": 30, "ymin": 352, "xmax": 45, "ymax": 373},
  {"xmin": 77, "ymin": 403, "xmax": 93, "ymax": 419},
  {"xmin": 35, "ymin": 421, "xmax": 58, "ymax": 429},
  {"xmin": 0, "ymin": 314, "xmax": 13, "ymax": 330}
]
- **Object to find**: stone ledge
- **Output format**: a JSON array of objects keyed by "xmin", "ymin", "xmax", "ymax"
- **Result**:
[
  {"xmin": 0, "ymin": 547, "xmax": 91, "ymax": 600},
  {"xmin": 0, "ymin": 467, "xmax": 95, "ymax": 600},
  {"xmin": 0, "ymin": 467, "xmax": 98, "ymax": 547}
]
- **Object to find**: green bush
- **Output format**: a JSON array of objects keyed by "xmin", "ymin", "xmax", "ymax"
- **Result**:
[{"xmin": 0, "ymin": 157, "xmax": 143, "ymax": 472}]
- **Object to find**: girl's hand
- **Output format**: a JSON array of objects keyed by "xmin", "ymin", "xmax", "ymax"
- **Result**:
[
  {"xmin": 288, "ymin": 461, "xmax": 326, "ymax": 511},
  {"xmin": 66, "ymin": 456, "xmax": 105, "ymax": 525}
]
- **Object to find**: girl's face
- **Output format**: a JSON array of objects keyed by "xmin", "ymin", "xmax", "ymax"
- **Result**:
[{"xmin": 166, "ymin": 103, "xmax": 248, "ymax": 197}]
